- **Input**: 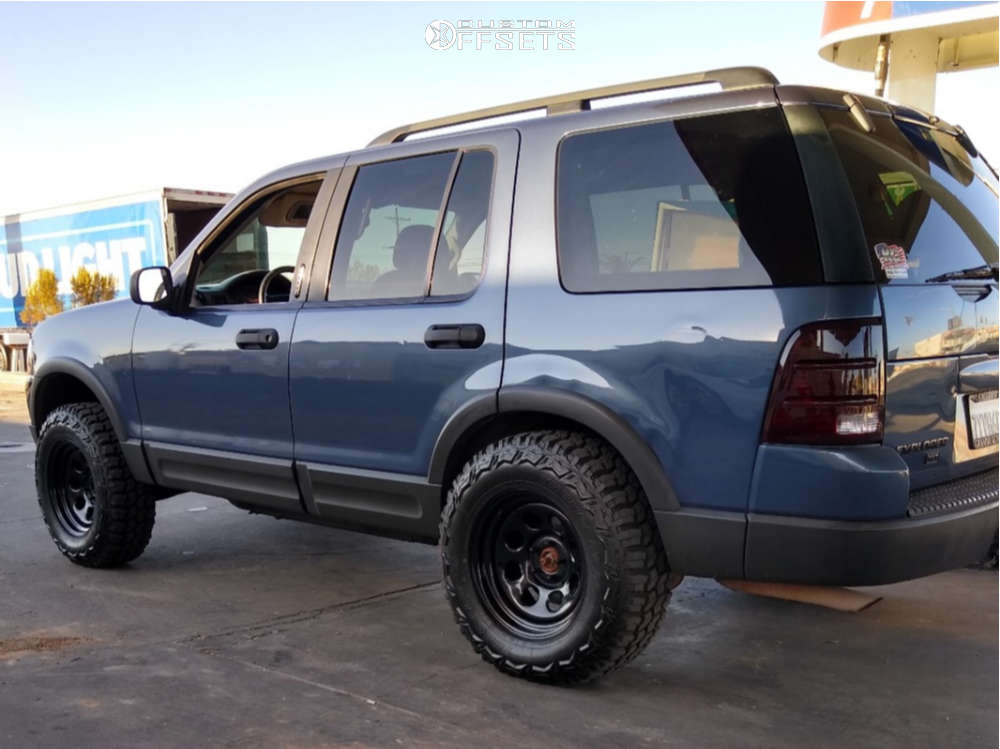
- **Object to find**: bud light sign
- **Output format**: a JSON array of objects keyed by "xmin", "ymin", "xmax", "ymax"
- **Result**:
[{"xmin": 0, "ymin": 198, "xmax": 167, "ymax": 327}]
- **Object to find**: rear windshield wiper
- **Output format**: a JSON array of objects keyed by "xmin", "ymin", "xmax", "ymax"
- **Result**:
[{"xmin": 924, "ymin": 264, "xmax": 998, "ymax": 283}]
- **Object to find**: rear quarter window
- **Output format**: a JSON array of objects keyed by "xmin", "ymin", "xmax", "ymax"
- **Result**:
[
  {"xmin": 821, "ymin": 109, "xmax": 999, "ymax": 284},
  {"xmin": 556, "ymin": 107, "xmax": 822, "ymax": 293}
]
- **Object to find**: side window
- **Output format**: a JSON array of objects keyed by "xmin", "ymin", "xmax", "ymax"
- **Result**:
[
  {"xmin": 330, "ymin": 152, "xmax": 455, "ymax": 301},
  {"xmin": 431, "ymin": 150, "xmax": 495, "ymax": 296},
  {"xmin": 194, "ymin": 180, "xmax": 321, "ymax": 305},
  {"xmin": 329, "ymin": 149, "xmax": 496, "ymax": 302},
  {"xmin": 556, "ymin": 108, "xmax": 822, "ymax": 292},
  {"xmin": 821, "ymin": 109, "xmax": 998, "ymax": 284}
]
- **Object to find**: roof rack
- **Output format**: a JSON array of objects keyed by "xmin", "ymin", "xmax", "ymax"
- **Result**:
[{"xmin": 369, "ymin": 66, "xmax": 778, "ymax": 146}]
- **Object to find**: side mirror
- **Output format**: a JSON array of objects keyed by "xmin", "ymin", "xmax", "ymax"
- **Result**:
[{"xmin": 130, "ymin": 266, "xmax": 173, "ymax": 306}]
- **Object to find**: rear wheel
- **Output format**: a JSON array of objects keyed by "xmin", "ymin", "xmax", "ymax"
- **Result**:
[
  {"xmin": 441, "ymin": 430, "xmax": 670, "ymax": 684},
  {"xmin": 36, "ymin": 403, "xmax": 155, "ymax": 567}
]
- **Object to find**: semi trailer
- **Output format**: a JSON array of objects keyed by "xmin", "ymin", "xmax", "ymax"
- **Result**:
[{"xmin": 1, "ymin": 187, "xmax": 231, "ymax": 370}]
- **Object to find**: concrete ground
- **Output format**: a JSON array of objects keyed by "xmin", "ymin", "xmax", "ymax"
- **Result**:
[{"xmin": 0, "ymin": 389, "xmax": 996, "ymax": 748}]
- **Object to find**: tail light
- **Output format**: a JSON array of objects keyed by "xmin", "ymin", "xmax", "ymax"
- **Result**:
[{"xmin": 762, "ymin": 318, "xmax": 884, "ymax": 445}]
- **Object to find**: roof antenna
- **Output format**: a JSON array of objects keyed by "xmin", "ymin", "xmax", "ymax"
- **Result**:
[
  {"xmin": 843, "ymin": 93, "xmax": 874, "ymax": 133},
  {"xmin": 874, "ymin": 34, "xmax": 890, "ymax": 98}
]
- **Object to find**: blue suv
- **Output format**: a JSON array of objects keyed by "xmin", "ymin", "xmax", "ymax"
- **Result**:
[{"xmin": 27, "ymin": 68, "xmax": 999, "ymax": 683}]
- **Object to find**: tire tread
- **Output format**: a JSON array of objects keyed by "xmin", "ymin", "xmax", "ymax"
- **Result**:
[
  {"xmin": 36, "ymin": 403, "xmax": 155, "ymax": 568},
  {"xmin": 440, "ymin": 429, "xmax": 670, "ymax": 684}
]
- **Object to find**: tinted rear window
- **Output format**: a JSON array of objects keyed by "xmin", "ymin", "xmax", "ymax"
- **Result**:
[
  {"xmin": 556, "ymin": 108, "xmax": 822, "ymax": 293},
  {"xmin": 821, "ymin": 109, "xmax": 999, "ymax": 284}
]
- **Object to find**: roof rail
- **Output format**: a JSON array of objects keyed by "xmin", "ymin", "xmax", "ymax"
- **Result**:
[{"xmin": 369, "ymin": 66, "xmax": 778, "ymax": 146}]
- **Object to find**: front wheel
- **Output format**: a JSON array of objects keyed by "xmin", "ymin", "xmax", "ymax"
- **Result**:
[
  {"xmin": 440, "ymin": 430, "xmax": 670, "ymax": 684},
  {"xmin": 35, "ymin": 403, "xmax": 155, "ymax": 567}
]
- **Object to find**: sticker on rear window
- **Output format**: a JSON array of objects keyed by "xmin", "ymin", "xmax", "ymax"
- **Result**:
[{"xmin": 874, "ymin": 242, "xmax": 909, "ymax": 279}]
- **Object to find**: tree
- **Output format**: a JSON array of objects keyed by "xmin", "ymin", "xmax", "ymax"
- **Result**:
[
  {"xmin": 20, "ymin": 268, "xmax": 65, "ymax": 326},
  {"xmin": 70, "ymin": 266, "xmax": 118, "ymax": 308}
]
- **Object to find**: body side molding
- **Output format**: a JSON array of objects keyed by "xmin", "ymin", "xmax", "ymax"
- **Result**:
[
  {"xmin": 144, "ymin": 441, "xmax": 303, "ymax": 514},
  {"xmin": 297, "ymin": 461, "xmax": 441, "ymax": 543}
]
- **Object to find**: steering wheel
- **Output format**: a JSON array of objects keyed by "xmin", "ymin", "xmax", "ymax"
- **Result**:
[{"xmin": 258, "ymin": 266, "xmax": 295, "ymax": 304}]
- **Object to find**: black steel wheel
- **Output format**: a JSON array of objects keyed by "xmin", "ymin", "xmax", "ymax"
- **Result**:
[
  {"xmin": 472, "ymin": 497, "xmax": 585, "ymax": 639},
  {"xmin": 35, "ymin": 403, "xmax": 155, "ymax": 567},
  {"xmin": 46, "ymin": 441, "xmax": 97, "ymax": 538},
  {"xmin": 441, "ymin": 430, "xmax": 671, "ymax": 684}
]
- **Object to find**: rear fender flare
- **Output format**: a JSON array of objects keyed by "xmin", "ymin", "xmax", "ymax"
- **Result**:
[{"xmin": 429, "ymin": 387, "xmax": 679, "ymax": 511}]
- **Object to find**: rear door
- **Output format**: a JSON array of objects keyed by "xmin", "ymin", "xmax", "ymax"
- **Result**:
[
  {"xmin": 819, "ymin": 106, "xmax": 999, "ymax": 490},
  {"xmin": 289, "ymin": 131, "xmax": 517, "ymax": 539}
]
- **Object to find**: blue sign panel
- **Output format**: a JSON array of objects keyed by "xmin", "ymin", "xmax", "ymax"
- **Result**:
[
  {"xmin": 892, "ymin": 2, "xmax": 993, "ymax": 18},
  {"xmin": 0, "ymin": 199, "xmax": 165, "ymax": 327}
]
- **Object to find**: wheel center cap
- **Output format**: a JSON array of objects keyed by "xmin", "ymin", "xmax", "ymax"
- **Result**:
[{"xmin": 538, "ymin": 546, "xmax": 560, "ymax": 575}]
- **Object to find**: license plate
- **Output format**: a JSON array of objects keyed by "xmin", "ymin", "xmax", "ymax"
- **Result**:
[{"xmin": 966, "ymin": 391, "xmax": 999, "ymax": 450}]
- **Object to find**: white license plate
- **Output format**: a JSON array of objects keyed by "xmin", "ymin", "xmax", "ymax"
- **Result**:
[{"xmin": 967, "ymin": 391, "xmax": 999, "ymax": 450}]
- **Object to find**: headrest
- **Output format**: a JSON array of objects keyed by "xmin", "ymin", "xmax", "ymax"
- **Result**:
[
  {"xmin": 393, "ymin": 224, "xmax": 434, "ymax": 272},
  {"xmin": 259, "ymin": 190, "xmax": 316, "ymax": 228}
]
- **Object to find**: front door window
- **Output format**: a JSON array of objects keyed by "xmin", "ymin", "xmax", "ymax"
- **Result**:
[{"xmin": 193, "ymin": 180, "xmax": 322, "ymax": 305}]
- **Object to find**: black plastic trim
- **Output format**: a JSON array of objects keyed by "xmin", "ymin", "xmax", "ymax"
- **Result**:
[
  {"xmin": 298, "ymin": 461, "xmax": 441, "ymax": 542},
  {"xmin": 427, "ymin": 392, "xmax": 499, "ymax": 483},
  {"xmin": 498, "ymin": 388, "xmax": 679, "ymax": 511},
  {"xmin": 907, "ymin": 471, "xmax": 998, "ymax": 518},
  {"xmin": 655, "ymin": 508, "xmax": 745, "ymax": 578},
  {"xmin": 27, "ymin": 369, "xmax": 152, "ymax": 483},
  {"xmin": 428, "ymin": 388, "xmax": 680, "ymax": 512},
  {"xmin": 121, "ymin": 439, "xmax": 155, "ymax": 485},
  {"xmin": 144, "ymin": 442, "xmax": 303, "ymax": 514},
  {"xmin": 30, "ymin": 359, "xmax": 128, "ymax": 442},
  {"xmin": 744, "ymin": 502, "xmax": 998, "ymax": 586}
]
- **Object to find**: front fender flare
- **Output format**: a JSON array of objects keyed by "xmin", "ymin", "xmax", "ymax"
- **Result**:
[{"xmin": 30, "ymin": 358, "xmax": 129, "ymax": 443}]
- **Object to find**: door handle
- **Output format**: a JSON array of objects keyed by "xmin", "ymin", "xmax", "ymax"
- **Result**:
[
  {"xmin": 424, "ymin": 324, "xmax": 485, "ymax": 349},
  {"xmin": 236, "ymin": 328, "xmax": 279, "ymax": 350}
]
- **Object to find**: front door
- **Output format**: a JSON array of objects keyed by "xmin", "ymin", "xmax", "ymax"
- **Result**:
[
  {"xmin": 132, "ymin": 173, "xmax": 334, "ymax": 512},
  {"xmin": 289, "ymin": 131, "xmax": 518, "ymax": 538}
]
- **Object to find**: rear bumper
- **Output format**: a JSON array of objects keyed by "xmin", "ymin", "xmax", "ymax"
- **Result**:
[
  {"xmin": 743, "ymin": 500, "xmax": 998, "ymax": 586},
  {"xmin": 657, "ymin": 466, "xmax": 998, "ymax": 585},
  {"xmin": 732, "ymin": 443, "xmax": 998, "ymax": 584}
]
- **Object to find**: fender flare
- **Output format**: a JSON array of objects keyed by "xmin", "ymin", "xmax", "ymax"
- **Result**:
[
  {"xmin": 30, "ymin": 358, "xmax": 129, "ymax": 443},
  {"xmin": 428, "ymin": 387, "xmax": 679, "ymax": 511}
]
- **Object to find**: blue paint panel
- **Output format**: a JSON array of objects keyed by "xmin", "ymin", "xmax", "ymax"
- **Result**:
[
  {"xmin": 0, "ymin": 200, "xmax": 165, "ymax": 327},
  {"xmin": 748, "ymin": 444, "xmax": 909, "ymax": 520}
]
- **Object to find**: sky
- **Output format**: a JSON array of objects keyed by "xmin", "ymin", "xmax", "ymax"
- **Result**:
[{"xmin": 0, "ymin": 1, "xmax": 997, "ymax": 215}]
